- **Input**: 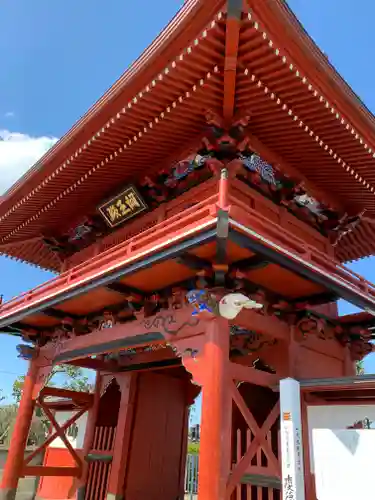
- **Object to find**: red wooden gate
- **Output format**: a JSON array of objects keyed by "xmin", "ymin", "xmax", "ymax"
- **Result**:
[{"xmin": 230, "ymin": 382, "xmax": 281, "ymax": 500}]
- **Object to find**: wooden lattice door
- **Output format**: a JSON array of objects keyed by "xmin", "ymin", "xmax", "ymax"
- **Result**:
[{"xmin": 229, "ymin": 382, "xmax": 281, "ymax": 500}]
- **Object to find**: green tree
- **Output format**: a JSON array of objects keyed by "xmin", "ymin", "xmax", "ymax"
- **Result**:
[
  {"xmin": 0, "ymin": 405, "xmax": 18, "ymax": 445},
  {"xmin": 356, "ymin": 360, "xmax": 365, "ymax": 375},
  {"xmin": 188, "ymin": 403, "xmax": 196, "ymax": 425},
  {"xmin": 12, "ymin": 365, "xmax": 92, "ymax": 403},
  {"xmin": 8, "ymin": 365, "xmax": 92, "ymax": 446},
  {"xmin": 0, "ymin": 404, "xmax": 45, "ymax": 446}
]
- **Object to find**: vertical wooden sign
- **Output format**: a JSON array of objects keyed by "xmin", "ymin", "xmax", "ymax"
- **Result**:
[{"xmin": 280, "ymin": 378, "xmax": 306, "ymax": 500}]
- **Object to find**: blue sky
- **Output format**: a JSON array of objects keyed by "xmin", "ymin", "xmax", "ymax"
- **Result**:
[{"xmin": 0, "ymin": 0, "xmax": 374, "ymax": 402}]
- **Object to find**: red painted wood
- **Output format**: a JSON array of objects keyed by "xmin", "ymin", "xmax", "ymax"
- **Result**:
[
  {"xmin": 107, "ymin": 373, "xmax": 137, "ymax": 498},
  {"xmin": 78, "ymin": 373, "xmax": 102, "ymax": 493},
  {"xmin": 230, "ymin": 383, "xmax": 281, "ymax": 499},
  {"xmin": 3, "ymin": 183, "xmax": 375, "ymax": 331},
  {"xmin": 85, "ymin": 426, "xmax": 115, "ymax": 500},
  {"xmin": 0, "ymin": 1, "xmax": 373, "ymax": 266},
  {"xmin": 198, "ymin": 318, "xmax": 232, "ymax": 500},
  {"xmin": 124, "ymin": 371, "xmax": 188, "ymax": 500},
  {"xmin": 37, "ymin": 448, "xmax": 77, "ymax": 499},
  {"xmin": 0, "ymin": 196, "xmax": 218, "ymax": 323},
  {"xmin": 0, "ymin": 360, "xmax": 38, "ymax": 494}
]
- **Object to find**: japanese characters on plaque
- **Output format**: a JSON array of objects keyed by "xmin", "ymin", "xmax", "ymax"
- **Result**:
[{"xmin": 98, "ymin": 186, "xmax": 148, "ymax": 228}]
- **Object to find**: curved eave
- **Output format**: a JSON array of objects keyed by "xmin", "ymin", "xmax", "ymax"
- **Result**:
[
  {"xmin": 0, "ymin": 15, "xmax": 226, "ymax": 247},
  {"xmin": 0, "ymin": 0, "xmax": 225, "ymax": 212},
  {"xmin": 261, "ymin": 0, "xmax": 375, "ymax": 155},
  {"xmin": 3, "ymin": 0, "xmax": 375, "ymax": 216},
  {"xmin": 1, "ymin": 0, "xmax": 375, "ymax": 265},
  {"xmin": 0, "ymin": 239, "xmax": 60, "ymax": 272}
]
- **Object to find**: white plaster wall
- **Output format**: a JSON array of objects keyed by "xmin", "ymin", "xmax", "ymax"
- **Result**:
[
  {"xmin": 49, "ymin": 411, "xmax": 88, "ymax": 449},
  {"xmin": 312, "ymin": 428, "xmax": 375, "ymax": 500},
  {"xmin": 307, "ymin": 404, "xmax": 375, "ymax": 472}
]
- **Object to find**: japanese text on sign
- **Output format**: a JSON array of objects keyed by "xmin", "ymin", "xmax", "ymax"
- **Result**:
[
  {"xmin": 284, "ymin": 475, "xmax": 296, "ymax": 500},
  {"xmin": 98, "ymin": 186, "xmax": 147, "ymax": 228}
]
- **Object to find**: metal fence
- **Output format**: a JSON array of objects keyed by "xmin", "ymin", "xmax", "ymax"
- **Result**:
[{"xmin": 185, "ymin": 453, "xmax": 199, "ymax": 498}]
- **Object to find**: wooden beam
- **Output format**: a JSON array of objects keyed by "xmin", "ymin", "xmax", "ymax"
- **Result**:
[
  {"xmin": 291, "ymin": 291, "xmax": 338, "ymax": 306},
  {"xmin": 118, "ymin": 346, "xmax": 176, "ymax": 369},
  {"xmin": 175, "ymin": 253, "xmax": 212, "ymax": 271},
  {"xmin": 0, "ymin": 228, "xmax": 217, "ymax": 329},
  {"xmin": 69, "ymin": 357, "xmax": 119, "ymax": 372},
  {"xmin": 40, "ymin": 386, "xmax": 93, "ymax": 404},
  {"xmin": 223, "ymin": 0, "xmax": 242, "ymax": 121},
  {"xmin": 231, "ymin": 309, "xmax": 290, "ymax": 341},
  {"xmin": 1, "ymin": 323, "xmax": 25, "ymax": 334},
  {"xmin": 230, "ymin": 361, "xmax": 279, "ymax": 387},
  {"xmin": 22, "ymin": 466, "xmax": 80, "ymax": 477},
  {"xmin": 38, "ymin": 306, "xmax": 204, "ymax": 364},
  {"xmin": 42, "ymin": 308, "xmax": 80, "ymax": 320},
  {"xmin": 105, "ymin": 282, "xmax": 145, "ymax": 298},
  {"xmin": 230, "ymin": 255, "xmax": 270, "ymax": 272}
]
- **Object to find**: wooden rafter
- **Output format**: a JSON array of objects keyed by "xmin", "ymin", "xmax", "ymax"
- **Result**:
[
  {"xmin": 223, "ymin": 0, "xmax": 242, "ymax": 121},
  {"xmin": 0, "ymin": 1, "xmax": 374, "ymax": 265},
  {"xmin": 0, "ymin": 236, "xmax": 43, "ymax": 250},
  {"xmin": 246, "ymin": 132, "xmax": 345, "ymax": 213}
]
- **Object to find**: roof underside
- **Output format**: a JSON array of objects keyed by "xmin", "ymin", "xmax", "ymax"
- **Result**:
[
  {"xmin": 1, "ymin": 0, "xmax": 375, "ymax": 269},
  {"xmin": 4, "ymin": 229, "xmax": 375, "ymax": 340}
]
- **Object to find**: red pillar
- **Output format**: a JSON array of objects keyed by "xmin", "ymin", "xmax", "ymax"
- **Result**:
[
  {"xmin": 0, "ymin": 360, "xmax": 39, "ymax": 500},
  {"xmin": 106, "ymin": 373, "xmax": 137, "ymax": 500},
  {"xmin": 198, "ymin": 317, "xmax": 232, "ymax": 500},
  {"xmin": 218, "ymin": 167, "xmax": 229, "ymax": 210}
]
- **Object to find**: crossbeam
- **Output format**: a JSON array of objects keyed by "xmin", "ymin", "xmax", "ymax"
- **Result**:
[
  {"xmin": 233, "ymin": 308, "xmax": 290, "ymax": 341},
  {"xmin": 40, "ymin": 386, "xmax": 93, "ymax": 404},
  {"xmin": 22, "ymin": 466, "xmax": 80, "ymax": 477},
  {"xmin": 37, "ymin": 305, "xmax": 291, "ymax": 368},
  {"xmin": 38, "ymin": 306, "xmax": 205, "ymax": 365},
  {"xmin": 23, "ymin": 405, "xmax": 88, "ymax": 468},
  {"xmin": 230, "ymin": 361, "xmax": 279, "ymax": 387}
]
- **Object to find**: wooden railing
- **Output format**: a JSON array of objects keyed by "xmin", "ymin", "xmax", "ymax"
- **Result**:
[
  {"xmin": 66, "ymin": 179, "xmax": 218, "ymax": 269},
  {"xmin": 0, "ymin": 193, "xmax": 219, "ymax": 320},
  {"xmin": 228, "ymin": 199, "xmax": 375, "ymax": 302},
  {"xmin": 1, "ymin": 177, "xmax": 375, "ymax": 322},
  {"xmin": 229, "ymin": 179, "xmax": 331, "ymax": 255}
]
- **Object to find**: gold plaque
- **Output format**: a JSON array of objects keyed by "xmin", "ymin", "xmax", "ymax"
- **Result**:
[{"xmin": 98, "ymin": 186, "xmax": 148, "ymax": 228}]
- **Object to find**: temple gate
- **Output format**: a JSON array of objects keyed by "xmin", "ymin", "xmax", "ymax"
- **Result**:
[{"xmin": 1, "ymin": 1, "xmax": 375, "ymax": 499}]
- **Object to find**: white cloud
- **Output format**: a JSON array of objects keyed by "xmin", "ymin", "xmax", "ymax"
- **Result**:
[
  {"xmin": 0, "ymin": 130, "xmax": 58, "ymax": 194},
  {"xmin": 4, "ymin": 112, "xmax": 14, "ymax": 118}
]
